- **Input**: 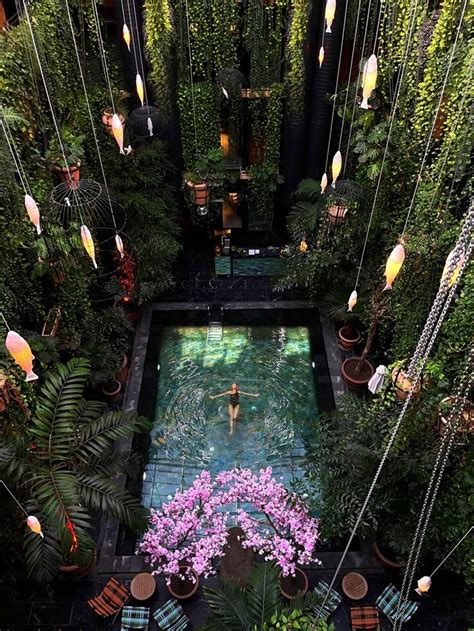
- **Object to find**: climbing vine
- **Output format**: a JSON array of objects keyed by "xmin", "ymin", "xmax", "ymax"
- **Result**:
[
  {"xmin": 285, "ymin": 0, "xmax": 310, "ymax": 121},
  {"xmin": 144, "ymin": 0, "xmax": 175, "ymax": 118}
]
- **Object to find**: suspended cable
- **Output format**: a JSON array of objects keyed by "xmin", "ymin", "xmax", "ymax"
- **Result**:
[
  {"xmin": 337, "ymin": 0, "xmax": 363, "ymax": 154},
  {"xmin": 348, "ymin": 0, "xmax": 421, "ymax": 296},
  {"xmin": 343, "ymin": 0, "xmax": 373, "ymax": 173},
  {"xmin": 394, "ymin": 348, "xmax": 474, "ymax": 629},
  {"xmin": 0, "ymin": 115, "xmax": 31, "ymax": 195},
  {"xmin": 371, "ymin": 0, "xmax": 383, "ymax": 54},
  {"xmin": 314, "ymin": 201, "xmax": 474, "ymax": 626},
  {"xmin": 184, "ymin": 0, "xmax": 198, "ymax": 155},
  {"xmin": 324, "ymin": 0, "xmax": 349, "ymax": 175},
  {"xmin": 64, "ymin": 0, "xmax": 118, "ymax": 232},
  {"xmin": 129, "ymin": 0, "xmax": 149, "ymax": 106},
  {"xmin": 91, "ymin": 0, "xmax": 116, "ymax": 113},
  {"xmin": 401, "ymin": 0, "xmax": 468, "ymax": 236}
]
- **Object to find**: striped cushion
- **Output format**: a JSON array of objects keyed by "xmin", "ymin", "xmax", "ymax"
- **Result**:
[
  {"xmin": 313, "ymin": 580, "xmax": 342, "ymax": 619},
  {"xmin": 351, "ymin": 605, "xmax": 380, "ymax": 629},
  {"xmin": 153, "ymin": 599, "xmax": 188, "ymax": 630},
  {"xmin": 87, "ymin": 577, "xmax": 129, "ymax": 617},
  {"xmin": 121, "ymin": 605, "xmax": 150, "ymax": 630},
  {"xmin": 376, "ymin": 584, "xmax": 419, "ymax": 622}
]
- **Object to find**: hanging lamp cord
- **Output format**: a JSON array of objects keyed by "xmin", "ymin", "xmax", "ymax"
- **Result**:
[
  {"xmin": 0, "ymin": 114, "xmax": 31, "ymax": 195},
  {"xmin": 91, "ymin": 0, "xmax": 116, "ymax": 113},
  {"xmin": 129, "ymin": 0, "xmax": 149, "ymax": 106},
  {"xmin": 184, "ymin": 0, "xmax": 198, "ymax": 156}
]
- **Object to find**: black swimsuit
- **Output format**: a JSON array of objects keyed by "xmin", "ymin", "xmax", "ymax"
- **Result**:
[{"xmin": 229, "ymin": 391, "xmax": 240, "ymax": 407}]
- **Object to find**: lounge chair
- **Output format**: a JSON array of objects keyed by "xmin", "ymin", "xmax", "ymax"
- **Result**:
[
  {"xmin": 87, "ymin": 577, "xmax": 129, "ymax": 618},
  {"xmin": 351, "ymin": 605, "xmax": 380, "ymax": 630},
  {"xmin": 153, "ymin": 599, "xmax": 189, "ymax": 630},
  {"xmin": 312, "ymin": 580, "xmax": 342, "ymax": 620},
  {"xmin": 376, "ymin": 583, "xmax": 419, "ymax": 624},
  {"xmin": 121, "ymin": 605, "xmax": 150, "ymax": 630}
]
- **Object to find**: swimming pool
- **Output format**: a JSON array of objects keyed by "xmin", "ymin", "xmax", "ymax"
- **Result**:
[{"xmin": 141, "ymin": 323, "xmax": 319, "ymax": 510}]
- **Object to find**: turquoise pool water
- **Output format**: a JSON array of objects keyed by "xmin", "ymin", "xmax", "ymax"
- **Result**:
[{"xmin": 141, "ymin": 325, "xmax": 317, "ymax": 509}]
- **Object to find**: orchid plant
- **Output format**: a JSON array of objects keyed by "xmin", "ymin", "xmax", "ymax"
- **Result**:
[{"xmin": 140, "ymin": 467, "xmax": 320, "ymax": 581}]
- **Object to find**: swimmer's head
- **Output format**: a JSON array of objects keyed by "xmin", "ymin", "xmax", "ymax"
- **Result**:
[{"xmin": 231, "ymin": 383, "xmax": 238, "ymax": 392}]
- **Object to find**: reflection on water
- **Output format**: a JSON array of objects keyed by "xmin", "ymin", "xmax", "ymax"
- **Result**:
[{"xmin": 144, "ymin": 326, "xmax": 317, "ymax": 508}]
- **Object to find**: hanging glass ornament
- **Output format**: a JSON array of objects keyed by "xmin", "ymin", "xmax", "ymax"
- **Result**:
[
  {"xmin": 122, "ymin": 24, "xmax": 131, "ymax": 51},
  {"xmin": 360, "ymin": 54, "xmax": 378, "ymax": 109},
  {"xmin": 440, "ymin": 248, "xmax": 465, "ymax": 288},
  {"xmin": 115, "ymin": 233, "xmax": 124, "ymax": 258},
  {"xmin": 136, "ymin": 73, "xmax": 144, "ymax": 107},
  {"xmin": 80, "ymin": 225, "xmax": 98, "ymax": 269},
  {"xmin": 325, "ymin": 0, "xmax": 336, "ymax": 33},
  {"xmin": 331, "ymin": 151, "xmax": 342, "ymax": 187},
  {"xmin": 5, "ymin": 331, "xmax": 38, "ymax": 382},
  {"xmin": 318, "ymin": 46, "xmax": 325, "ymax": 68},
  {"xmin": 24, "ymin": 194, "xmax": 41, "ymax": 234},
  {"xmin": 112, "ymin": 114, "xmax": 126, "ymax": 154},
  {"xmin": 320, "ymin": 173, "xmax": 328, "ymax": 194},
  {"xmin": 383, "ymin": 244, "xmax": 405, "ymax": 290},
  {"xmin": 27, "ymin": 515, "xmax": 44, "ymax": 538},
  {"xmin": 347, "ymin": 290, "xmax": 357, "ymax": 312}
]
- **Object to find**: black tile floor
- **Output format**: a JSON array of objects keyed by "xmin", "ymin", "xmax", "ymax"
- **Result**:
[{"xmin": 0, "ymin": 568, "xmax": 471, "ymax": 630}]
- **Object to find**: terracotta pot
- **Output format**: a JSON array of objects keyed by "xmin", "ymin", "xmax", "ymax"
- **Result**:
[
  {"xmin": 114, "ymin": 354, "xmax": 129, "ymax": 384},
  {"xmin": 279, "ymin": 567, "xmax": 309, "ymax": 600},
  {"xmin": 327, "ymin": 204, "xmax": 347, "ymax": 225},
  {"xmin": 338, "ymin": 326, "xmax": 361, "ymax": 350},
  {"xmin": 341, "ymin": 357, "xmax": 374, "ymax": 391},
  {"xmin": 373, "ymin": 542, "xmax": 406, "ymax": 569},
  {"xmin": 102, "ymin": 379, "xmax": 121, "ymax": 402},
  {"xmin": 168, "ymin": 566, "xmax": 199, "ymax": 600},
  {"xmin": 187, "ymin": 181, "xmax": 210, "ymax": 206},
  {"xmin": 391, "ymin": 367, "xmax": 421, "ymax": 401},
  {"xmin": 53, "ymin": 162, "xmax": 81, "ymax": 187},
  {"xmin": 438, "ymin": 396, "xmax": 474, "ymax": 435},
  {"xmin": 102, "ymin": 110, "xmax": 125, "ymax": 134},
  {"xmin": 59, "ymin": 552, "xmax": 96, "ymax": 578}
]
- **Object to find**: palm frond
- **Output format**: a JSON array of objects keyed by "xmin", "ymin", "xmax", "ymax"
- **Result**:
[
  {"xmin": 24, "ymin": 524, "xmax": 64, "ymax": 583},
  {"xmin": 77, "ymin": 472, "xmax": 149, "ymax": 532},
  {"xmin": 74, "ymin": 410, "xmax": 151, "ymax": 463},
  {"xmin": 79, "ymin": 447, "xmax": 143, "ymax": 479},
  {"xmin": 202, "ymin": 580, "xmax": 251, "ymax": 631},
  {"xmin": 295, "ymin": 178, "xmax": 322, "ymax": 201},
  {"xmin": 247, "ymin": 562, "xmax": 280, "ymax": 626},
  {"xmin": 286, "ymin": 590, "xmax": 323, "ymax": 614},
  {"xmin": 29, "ymin": 359, "xmax": 91, "ymax": 461},
  {"xmin": 75, "ymin": 399, "xmax": 108, "ymax": 422}
]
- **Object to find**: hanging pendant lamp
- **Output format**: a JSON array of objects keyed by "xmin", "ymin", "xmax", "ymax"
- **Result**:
[
  {"xmin": 122, "ymin": 24, "xmax": 131, "ymax": 51},
  {"xmin": 27, "ymin": 515, "xmax": 44, "ymax": 538},
  {"xmin": 112, "ymin": 113, "xmax": 126, "ymax": 154},
  {"xmin": 136, "ymin": 73, "xmax": 144, "ymax": 107},
  {"xmin": 24, "ymin": 194, "xmax": 41, "ymax": 234},
  {"xmin": 440, "ymin": 248, "xmax": 465, "ymax": 288},
  {"xmin": 80, "ymin": 225, "xmax": 98, "ymax": 269},
  {"xmin": 347, "ymin": 290, "xmax": 357, "ymax": 312},
  {"xmin": 360, "ymin": 54, "xmax": 378, "ymax": 109},
  {"xmin": 383, "ymin": 244, "xmax": 405, "ymax": 290},
  {"xmin": 321, "ymin": 173, "xmax": 328, "ymax": 194},
  {"xmin": 325, "ymin": 0, "xmax": 336, "ymax": 33},
  {"xmin": 115, "ymin": 233, "xmax": 124, "ymax": 258},
  {"xmin": 318, "ymin": 46, "xmax": 325, "ymax": 68},
  {"xmin": 331, "ymin": 151, "xmax": 342, "ymax": 187},
  {"xmin": 5, "ymin": 331, "xmax": 39, "ymax": 382}
]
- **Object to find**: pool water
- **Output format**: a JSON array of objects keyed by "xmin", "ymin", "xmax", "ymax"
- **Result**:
[{"xmin": 141, "ymin": 325, "xmax": 317, "ymax": 510}]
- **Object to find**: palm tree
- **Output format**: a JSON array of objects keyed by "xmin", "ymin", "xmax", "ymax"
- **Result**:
[
  {"xmin": 201, "ymin": 562, "xmax": 323, "ymax": 631},
  {"xmin": 0, "ymin": 358, "xmax": 151, "ymax": 582}
]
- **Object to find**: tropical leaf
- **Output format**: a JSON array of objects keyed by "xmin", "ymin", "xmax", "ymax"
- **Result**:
[
  {"xmin": 74, "ymin": 410, "xmax": 151, "ymax": 463},
  {"xmin": 29, "ymin": 359, "xmax": 91, "ymax": 461},
  {"xmin": 247, "ymin": 562, "xmax": 280, "ymax": 627},
  {"xmin": 76, "ymin": 473, "xmax": 149, "ymax": 532},
  {"xmin": 202, "ymin": 579, "xmax": 251, "ymax": 631},
  {"xmin": 295, "ymin": 178, "xmax": 322, "ymax": 201},
  {"xmin": 24, "ymin": 524, "xmax": 64, "ymax": 583}
]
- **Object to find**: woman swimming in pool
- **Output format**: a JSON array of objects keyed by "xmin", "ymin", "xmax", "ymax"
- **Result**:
[{"xmin": 209, "ymin": 383, "xmax": 260, "ymax": 434}]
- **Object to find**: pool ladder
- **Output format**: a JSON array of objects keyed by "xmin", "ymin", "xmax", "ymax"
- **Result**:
[{"xmin": 207, "ymin": 304, "xmax": 223, "ymax": 342}]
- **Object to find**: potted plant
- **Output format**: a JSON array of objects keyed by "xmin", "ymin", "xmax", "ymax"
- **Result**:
[
  {"xmin": 341, "ymin": 289, "xmax": 388, "ymax": 390},
  {"xmin": 279, "ymin": 567, "xmax": 309, "ymax": 599},
  {"xmin": 140, "ymin": 468, "xmax": 321, "ymax": 595},
  {"xmin": 168, "ymin": 564, "xmax": 200, "ymax": 600},
  {"xmin": 327, "ymin": 203, "xmax": 348, "ymax": 225},
  {"xmin": 46, "ymin": 126, "xmax": 85, "ymax": 185},
  {"xmin": 390, "ymin": 360, "xmax": 423, "ymax": 400},
  {"xmin": 101, "ymin": 378, "xmax": 122, "ymax": 402},
  {"xmin": 184, "ymin": 148, "xmax": 226, "ymax": 207}
]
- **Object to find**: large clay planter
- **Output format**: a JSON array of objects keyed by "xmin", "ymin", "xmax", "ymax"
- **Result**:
[
  {"xmin": 327, "ymin": 204, "xmax": 347, "ymax": 225},
  {"xmin": 391, "ymin": 367, "xmax": 421, "ymax": 401},
  {"xmin": 338, "ymin": 326, "xmax": 361, "ymax": 350},
  {"xmin": 187, "ymin": 181, "xmax": 210, "ymax": 206},
  {"xmin": 102, "ymin": 110, "xmax": 125, "ymax": 135},
  {"xmin": 168, "ymin": 565, "xmax": 199, "ymax": 600},
  {"xmin": 114, "ymin": 354, "xmax": 129, "ymax": 385},
  {"xmin": 438, "ymin": 396, "xmax": 474, "ymax": 436},
  {"xmin": 279, "ymin": 567, "xmax": 309, "ymax": 600},
  {"xmin": 59, "ymin": 552, "xmax": 96, "ymax": 578},
  {"xmin": 373, "ymin": 542, "xmax": 406, "ymax": 569},
  {"xmin": 102, "ymin": 379, "xmax": 121, "ymax": 402},
  {"xmin": 53, "ymin": 162, "xmax": 81, "ymax": 187},
  {"xmin": 341, "ymin": 357, "xmax": 374, "ymax": 391}
]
